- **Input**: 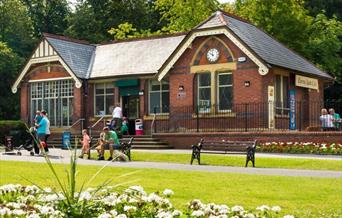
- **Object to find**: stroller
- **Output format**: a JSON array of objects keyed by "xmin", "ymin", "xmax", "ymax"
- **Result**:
[{"xmin": 3, "ymin": 127, "xmax": 36, "ymax": 156}]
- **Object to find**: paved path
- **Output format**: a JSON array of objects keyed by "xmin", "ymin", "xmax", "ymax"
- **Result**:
[{"xmin": 1, "ymin": 149, "xmax": 341, "ymax": 178}]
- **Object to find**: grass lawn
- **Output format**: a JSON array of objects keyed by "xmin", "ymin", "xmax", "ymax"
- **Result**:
[
  {"xmin": 91, "ymin": 151, "xmax": 342, "ymax": 171},
  {"xmin": 1, "ymin": 160, "xmax": 341, "ymax": 217}
]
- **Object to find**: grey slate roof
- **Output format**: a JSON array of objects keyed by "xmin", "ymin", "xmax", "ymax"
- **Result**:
[
  {"xmin": 90, "ymin": 35, "xmax": 185, "ymax": 78},
  {"xmin": 197, "ymin": 11, "xmax": 333, "ymax": 79},
  {"xmin": 46, "ymin": 37, "xmax": 95, "ymax": 79}
]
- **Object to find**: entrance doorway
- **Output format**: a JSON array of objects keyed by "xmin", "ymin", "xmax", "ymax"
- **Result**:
[{"xmin": 122, "ymin": 95, "xmax": 140, "ymax": 135}]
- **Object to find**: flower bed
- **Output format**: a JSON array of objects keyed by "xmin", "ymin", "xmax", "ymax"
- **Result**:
[
  {"xmin": 257, "ymin": 142, "xmax": 342, "ymax": 155},
  {"xmin": 0, "ymin": 184, "xmax": 294, "ymax": 218}
]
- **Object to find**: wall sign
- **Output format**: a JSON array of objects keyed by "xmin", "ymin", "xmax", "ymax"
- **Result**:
[
  {"xmin": 295, "ymin": 75, "xmax": 318, "ymax": 90},
  {"xmin": 268, "ymin": 86, "xmax": 275, "ymax": 129},
  {"xmin": 289, "ymin": 89, "xmax": 296, "ymax": 130}
]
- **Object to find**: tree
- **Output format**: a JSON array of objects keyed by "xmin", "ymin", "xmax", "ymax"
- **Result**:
[
  {"xmin": 0, "ymin": 0, "xmax": 36, "ymax": 58},
  {"xmin": 305, "ymin": 13, "xmax": 342, "ymax": 82},
  {"xmin": 155, "ymin": 0, "xmax": 220, "ymax": 32},
  {"xmin": 0, "ymin": 42, "xmax": 21, "ymax": 120},
  {"xmin": 66, "ymin": 0, "xmax": 162, "ymax": 43},
  {"xmin": 305, "ymin": 0, "xmax": 342, "ymax": 20},
  {"xmin": 234, "ymin": 0, "xmax": 311, "ymax": 54},
  {"xmin": 21, "ymin": 0, "xmax": 70, "ymax": 36}
]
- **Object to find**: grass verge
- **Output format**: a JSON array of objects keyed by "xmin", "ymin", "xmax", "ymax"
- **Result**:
[
  {"xmin": 0, "ymin": 160, "xmax": 341, "ymax": 217},
  {"xmin": 90, "ymin": 151, "xmax": 342, "ymax": 171}
]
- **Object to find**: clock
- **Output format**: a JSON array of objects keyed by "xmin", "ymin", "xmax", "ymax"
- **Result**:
[{"xmin": 206, "ymin": 48, "xmax": 220, "ymax": 63}]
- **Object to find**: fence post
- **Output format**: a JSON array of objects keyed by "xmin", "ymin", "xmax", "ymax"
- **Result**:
[
  {"xmin": 154, "ymin": 107, "xmax": 157, "ymax": 133},
  {"xmin": 196, "ymin": 105, "xmax": 199, "ymax": 133},
  {"xmin": 244, "ymin": 103, "xmax": 248, "ymax": 132}
]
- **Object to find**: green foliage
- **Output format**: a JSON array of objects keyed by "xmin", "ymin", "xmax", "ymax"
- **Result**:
[
  {"xmin": 235, "ymin": 0, "xmax": 311, "ymax": 54},
  {"xmin": 21, "ymin": 0, "xmax": 71, "ymax": 37},
  {"xmin": 0, "ymin": 0, "xmax": 36, "ymax": 57},
  {"xmin": 65, "ymin": 0, "xmax": 162, "ymax": 43},
  {"xmin": 0, "ymin": 120, "xmax": 29, "ymax": 146},
  {"xmin": 305, "ymin": 0, "xmax": 342, "ymax": 20},
  {"xmin": 155, "ymin": 0, "xmax": 220, "ymax": 32},
  {"xmin": 0, "ymin": 43, "xmax": 22, "ymax": 120},
  {"xmin": 305, "ymin": 13, "xmax": 342, "ymax": 82}
]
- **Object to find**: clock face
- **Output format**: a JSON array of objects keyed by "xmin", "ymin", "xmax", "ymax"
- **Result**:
[{"xmin": 206, "ymin": 48, "xmax": 220, "ymax": 63}]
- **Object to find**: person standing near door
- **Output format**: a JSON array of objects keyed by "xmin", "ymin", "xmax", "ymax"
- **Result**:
[{"xmin": 112, "ymin": 103, "xmax": 123, "ymax": 132}]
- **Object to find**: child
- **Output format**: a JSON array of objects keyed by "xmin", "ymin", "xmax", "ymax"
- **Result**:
[
  {"xmin": 121, "ymin": 117, "xmax": 129, "ymax": 135},
  {"xmin": 79, "ymin": 129, "xmax": 91, "ymax": 159}
]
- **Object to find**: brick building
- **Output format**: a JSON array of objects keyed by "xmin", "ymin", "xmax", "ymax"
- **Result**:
[{"xmin": 12, "ymin": 11, "xmax": 333, "ymax": 135}]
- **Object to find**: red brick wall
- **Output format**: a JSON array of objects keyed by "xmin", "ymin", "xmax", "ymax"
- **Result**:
[{"xmin": 20, "ymin": 82, "xmax": 29, "ymax": 123}]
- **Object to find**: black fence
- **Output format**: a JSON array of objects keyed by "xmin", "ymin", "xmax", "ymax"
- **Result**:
[{"xmin": 151, "ymin": 100, "xmax": 342, "ymax": 133}]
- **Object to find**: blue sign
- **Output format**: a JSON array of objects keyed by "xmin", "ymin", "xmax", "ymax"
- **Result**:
[
  {"xmin": 62, "ymin": 131, "xmax": 71, "ymax": 149},
  {"xmin": 289, "ymin": 90, "xmax": 296, "ymax": 130}
]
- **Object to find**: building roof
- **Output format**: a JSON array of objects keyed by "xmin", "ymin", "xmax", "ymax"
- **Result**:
[
  {"xmin": 45, "ymin": 35, "xmax": 96, "ymax": 79},
  {"xmin": 197, "ymin": 11, "xmax": 332, "ymax": 79},
  {"xmin": 90, "ymin": 34, "xmax": 186, "ymax": 79}
]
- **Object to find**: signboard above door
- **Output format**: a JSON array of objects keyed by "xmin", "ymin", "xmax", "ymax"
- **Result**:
[
  {"xmin": 295, "ymin": 75, "xmax": 318, "ymax": 90},
  {"xmin": 115, "ymin": 79, "xmax": 139, "ymax": 87}
]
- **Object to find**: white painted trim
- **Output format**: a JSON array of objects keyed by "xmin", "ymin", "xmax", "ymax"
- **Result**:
[
  {"xmin": 28, "ymin": 77, "xmax": 72, "ymax": 83},
  {"xmin": 157, "ymin": 27, "xmax": 269, "ymax": 81},
  {"xmin": 12, "ymin": 45, "xmax": 83, "ymax": 93}
]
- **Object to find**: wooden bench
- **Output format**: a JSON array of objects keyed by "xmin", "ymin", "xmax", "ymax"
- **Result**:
[
  {"xmin": 190, "ymin": 138, "xmax": 257, "ymax": 167},
  {"xmin": 120, "ymin": 137, "xmax": 134, "ymax": 161}
]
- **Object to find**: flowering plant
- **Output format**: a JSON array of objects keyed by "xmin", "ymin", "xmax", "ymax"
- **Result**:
[
  {"xmin": 257, "ymin": 142, "xmax": 342, "ymax": 155},
  {"xmin": 0, "ymin": 184, "xmax": 295, "ymax": 218}
]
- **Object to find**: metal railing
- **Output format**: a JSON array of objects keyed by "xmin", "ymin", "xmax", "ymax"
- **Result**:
[
  {"xmin": 67, "ymin": 118, "xmax": 85, "ymax": 135},
  {"xmin": 88, "ymin": 115, "xmax": 107, "ymax": 138},
  {"xmin": 151, "ymin": 100, "xmax": 342, "ymax": 133}
]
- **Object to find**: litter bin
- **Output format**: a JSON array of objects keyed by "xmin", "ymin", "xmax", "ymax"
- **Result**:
[
  {"xmin": 135, "ymin": 119, "xmax": 143, "ymax": 135},
  {"xmin": 61, "ymin": 131, "xmax": 71, "ymax": 149}
]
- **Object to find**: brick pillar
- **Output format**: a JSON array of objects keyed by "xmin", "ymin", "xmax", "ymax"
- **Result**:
[
  {"xmin": 73, "ymin": 86, "xmax": 82, "ymax": 122},
  {"xmin": 139, "ymin": 79, "xmax": 146, "ymax": 117},
  {"xmin": 20, "ymin": 82, "xmax": 29, "ymax": 123}
]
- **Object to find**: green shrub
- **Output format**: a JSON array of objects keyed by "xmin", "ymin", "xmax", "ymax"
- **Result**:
[{"xmin": 0, "ymin": 120, "xmax": 29, "ymax": 146}]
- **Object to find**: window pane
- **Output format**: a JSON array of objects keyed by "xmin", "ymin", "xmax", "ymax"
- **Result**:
[
  {"xmin": 106, "ymin": 83, "xmax": 114, "ymax": 94},
  {"xmin": 283, "ymin": 77, "xmax": 289, "ymax": 107},
  {"xmin": 95, "ymin": 96, "xmax": 105, "ymax": 115},
  {"xmin": 149, "ymin": 92, "xmax": 160, "ymax": 113},
  {"xmin": 219, "ymin": 74, "xmax": 232, "ymax": 86},
  {"xmin": 198, "ymin": 73, "xmax": 211, "ymax": 86},
  {"xmin": 161, "ymin": 82, "xmax": 169, "ymax": 91},
  {"xmin": 106, "ymin": 94, "xmax": 114, "ymax": 114},
  {"xmin": 95, "ymin": 84, "xmax": 105, "ymax": 95},
  {"xmin": 219, "ymin": 86, "xmax": 232, "ymax": 110},
  {"xmin": 198, "ymin": 88, "xmax": 211, "ymax": 105},
  {"xmin": 150, "ymin": 80, "xmax": 160, "ymax": 91},
  {"xmin": 161, "ymin": 92, "xmax": 169, "ymax": 113},
  {"xmin": 275, "ymin": 75, "xmax": 282, "ymax": 106}
]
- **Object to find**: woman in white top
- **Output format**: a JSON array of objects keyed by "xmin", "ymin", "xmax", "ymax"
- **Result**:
[{"xmin": 111, "ymin": 103, "xmax": 122, "ymax": 131}]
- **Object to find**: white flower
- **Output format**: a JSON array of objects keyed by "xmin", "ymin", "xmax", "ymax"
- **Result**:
[
  {"xmin": 244, "ymin": 213, "xmax": 255, "ymax": 218},
  {"xmin": 172, "ymin": 210, "xmax": 182, "ymax": 216},
  {"xmin": 256, "ymin": 205, "xmax": 270, "ymax": 211},
  {"xmin": 43, "ymin": 187, "xmax": 52, "ymax": 193},
  {"xmin": 26, "ymin": 213, "xmax": 40, "ymax": 218},
  {"xmin": 98, "ymin": 213, "xmax": 112, "ymax": 218},
  {"xmin": 42, "ymin": 194, "xmax": 59, "ymax": 202},
  {"xmin": 0, "ymin": 207, "xmax": 11, "ymax": 216},
  {"xmin": 13, "ymin": 209, "xmax": 25, "ymax": 216},
  {"xmin": 231, "ymin": 205, "xmax": 244, "ymax": 212},
  {"xmin": 192, "ymin": 210, "xmax": 205, "ymax": 217},
  {"xmin": 283, "ymin": 216, "xmax": 295, "ymax": 218},
  {"xmin": 110, "ymin": 210, "xmax": 118, "ymax": 216},
  {"xmin": 162, "ymin": 189, "xmax": 174, "ymax": 196},
  {"xmin": 6, "ymin": 202, "xmax": 24, "ymax": 209},
  {"xmin": 126, "ymin": 185, "xmax": 146, "ymax": 195},
  {"xmin": 156, "ymin": 211, "xmax": 173, "ymax": 218},
  {"xmin": 271, "ymin": 206, "xmax": 281, "ymax": 212},
  {"xmin": 123, "ymin": 205, "xmax": 136, "ymax": 212},
  {"xmin": 79, "ymin": 191, "xmax": 92, "ymax": 201},
  {"xmin": 115, "ymin": 214, "xmax": 127, "ymax": 218}
]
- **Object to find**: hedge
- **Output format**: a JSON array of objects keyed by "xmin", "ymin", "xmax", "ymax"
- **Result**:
[{"xmin": 0, "ymin": 120, "xmax": 30, "ymax": 146}]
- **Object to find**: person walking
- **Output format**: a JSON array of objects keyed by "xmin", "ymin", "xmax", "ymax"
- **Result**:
[
  {"xmin": 111, "ymin": 103, "xmax": 123, "ymax": 131},
  {"xmin": 35, "ymin": 110, "xmax": 49, "ymax": 154},
  {"xmin": 79, "ymin": 129, "xmax": 91, "ymax": 159},
  {"xmin": 320, "ymin": 108, "xmax": 334, "ymax": 131}
]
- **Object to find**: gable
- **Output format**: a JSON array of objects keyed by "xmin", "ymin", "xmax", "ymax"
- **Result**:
[{"xmin": 11, "ymin": 38, "xmax": 83, "ymax": 93}]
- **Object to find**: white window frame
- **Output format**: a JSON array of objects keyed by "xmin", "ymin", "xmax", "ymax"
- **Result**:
[
  {"xmin": 275, "ymin": 75, "xmax": 289, "ymax": 115},
  {"xmin": 94, "ymin": 83, "xmax": 114, "ymax": 117},
  {"xmin": 216, "ymin": 72, "xmax": 233, "ymax": 112},
  {"xmin": 197, "ymin": 72, "xmax": 211, "ymax": 113},
  {"xmin": 148, "ymin": 80, "xmax": 169, "ymax": 114}
]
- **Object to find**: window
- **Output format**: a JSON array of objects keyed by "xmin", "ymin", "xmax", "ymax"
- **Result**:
[
  {"xmin": 30, "ymin": 79, "xmax": 74, "ymax": 126},
  {"xmin": 197, "ymin": 73, "xmax": 211, "ymax": 112},
  {"xmin": 149, "ymin": 80, "xmax": 169, "ymax": 114},
  {"xmin": 94, "ymin": 83, "xmax": 114, "ymax": 116},
  {"xmin": 217, "ymin": 72, "xmax": 233, "ymax": 111},
  {"xmin": 275, "ymin": 75, "xmax": 289, "ymax": 115}
]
